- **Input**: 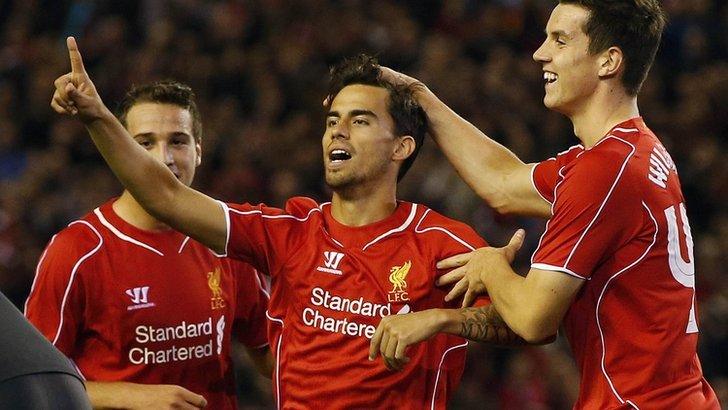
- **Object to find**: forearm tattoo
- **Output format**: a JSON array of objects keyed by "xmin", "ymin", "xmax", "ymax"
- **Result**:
[{"xmin": 459, "ymin": 305, "xmax": 526, "ymax": 346}]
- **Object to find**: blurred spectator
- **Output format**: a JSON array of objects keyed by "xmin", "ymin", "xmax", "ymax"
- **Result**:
[{"xmin": 1, "ymin": 1, "xmax": 725, "ymax": 408}]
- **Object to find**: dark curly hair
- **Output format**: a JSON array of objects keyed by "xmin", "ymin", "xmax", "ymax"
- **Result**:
[
  {"xmin": 327, "ymin": 54, "xmax": 427, "ymax": 181},
  {"xmin": 560, "ymin": 0, "xmax": 667, "ymax": 96},
  {"xmin": 117, "ymin": 80, "xmax": 203, "ymax": 143}
]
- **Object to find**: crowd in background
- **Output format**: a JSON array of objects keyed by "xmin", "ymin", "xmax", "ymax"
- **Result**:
[{"xmin": 0, "ymin": 1, "xmax": 725, "ymax": 408}]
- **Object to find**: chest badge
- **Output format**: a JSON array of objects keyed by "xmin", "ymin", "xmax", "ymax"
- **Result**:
[
  {"xmin": 207, "ymin": 268, "xmax": 226, "ymax": 310},
  {"xmin": 388, "ymin": 261, "xmax": 411, "ymax": 302}
]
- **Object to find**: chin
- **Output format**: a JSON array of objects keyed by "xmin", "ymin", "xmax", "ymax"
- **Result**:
[{"xmin": 325, "ymin": 173, "xmax": 359, "ymax": 191}]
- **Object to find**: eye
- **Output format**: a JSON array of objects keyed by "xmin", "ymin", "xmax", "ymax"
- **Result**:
[
  {"xmin": 136, "ymin": 139, "xmax": 152, "ymax": 148},
  {"xmin": 555, "ymin": 38, "xmax": 566, "ymax": 46},
  {"xmin": 353, "ymin": 118, "xmax": 369, "ymax": 125},
  {"xmin": 326, "ymin": 118, "xmax": 338, "ymax": 128},
  {"xmin": 171, "ymin": 138, "xmax": 187, "ymax": 146}
]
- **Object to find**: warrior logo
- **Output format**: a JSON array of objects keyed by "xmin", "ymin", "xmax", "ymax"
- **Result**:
[
  {"xmin": 125, "ymin": 286, "xmax": 155, "ymax": 310},
  {"xmin": 207, "ymin": 268, "xmax": 226, "ymax": 310},
  {"xmin": 316, "ymin": 251, "xmax": 345, "ymax": 275},
  {"xmin": 388, "ymin": 261, "xmax": 411, "ymax": 302}
]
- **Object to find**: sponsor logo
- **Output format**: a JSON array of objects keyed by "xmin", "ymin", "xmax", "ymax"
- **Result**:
[
  {"xmin": 207, "ymin": 268, "xmax": 226, "ymax": 310},
  {"xmin": 301, "ymin": 288, "xmax": 411, "ymax": 339},
  {"xmin": 388, "ymin": 261, "xmax": 411, "ymax": 302},
  {"xmin": 316, "ymin": 251, "xmax": 345, "ymax": 275},
  {"xmin": 303, "ymin": 287, "xmax": 391, "ymax": 339},
  {"xmin": 128, "ymin": 317, "xmax": 224, "ymax": 364},
  {"xmin": 125, "ymin": 286, "xmax": 156, "ymax": 310}
]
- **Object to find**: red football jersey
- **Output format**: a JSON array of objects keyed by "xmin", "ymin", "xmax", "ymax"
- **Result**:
[
  {"xmin": 25, "ymin": 200, "xmax": 269, "ymax": 410},
  {"xmin": 218, "ymin": 198, "xmax": 487, "ymax": 409},
  {"xmin": 531, "ymin": 118, "xmax": 719, "ymax": 409}
]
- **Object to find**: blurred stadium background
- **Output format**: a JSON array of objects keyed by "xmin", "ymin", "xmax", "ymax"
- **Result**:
[{"xmin": 0, "ymin": 0, "xmax": 725, "ymax": 408}]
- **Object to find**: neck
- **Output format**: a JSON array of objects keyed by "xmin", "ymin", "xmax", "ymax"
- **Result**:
[
  {"xmin": 113, "ymin": 191, "xmax": 170, "ymax": 231},
  {"xmin": 568, "ymin": 85, "xmax": 640, "ymax": 148},
  {"xmin": 330, "ymin": 178, "xmax": 398, "ymax": 227}
]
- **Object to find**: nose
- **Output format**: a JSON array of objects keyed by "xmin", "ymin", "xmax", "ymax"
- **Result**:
[
  {"xmin": 330, "ymin": 121, "xmax": 349, "ymax": 140},
  {"xmin": 532, "ymin": 40, "xmax": 550, "ymax": 63},
  {"xmin": 153, "ymin": 143, "xmax": 174, "ymax": 166}
]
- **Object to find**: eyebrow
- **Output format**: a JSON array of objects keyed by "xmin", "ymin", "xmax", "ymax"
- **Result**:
[
  {"xmin": 132, "ymin": 132, "xmax": 192, "ymax": 139},
  {"xmin": 326, "ymin": 109, "xmax": 378, "ymax": 119},
  {"xmin": 546, "ymin": 29, "xmax": 573, "ymax": 39}
]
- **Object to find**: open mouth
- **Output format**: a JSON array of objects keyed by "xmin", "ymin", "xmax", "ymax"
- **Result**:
[
  {"xmin": 328, "ymin": 149, "xmax": 352, "ymax": 164},
  {"xmin": 543, "ymin": 71, "xmax": 558, "ymax": 85}
]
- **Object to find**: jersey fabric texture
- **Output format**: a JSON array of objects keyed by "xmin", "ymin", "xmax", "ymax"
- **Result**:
[
  {"xmin": 25, "ymin": 200, "xmax": 269, "ymax": 410},
  {"xmin": 531, "ymin": 118, "xmax": 719, "ymax": 409},
  {"xmin": 219, "ymin": 198, "xmax": 488, "ymax": 409}
]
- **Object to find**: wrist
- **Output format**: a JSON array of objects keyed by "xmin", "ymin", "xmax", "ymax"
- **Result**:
[
  {"xmin": 435, "ymin": 309, "xmax": 461, "ymax": 335},
  {"xmin": 82, "ymin": 104, "xmax": 114, "ymax": 127}
]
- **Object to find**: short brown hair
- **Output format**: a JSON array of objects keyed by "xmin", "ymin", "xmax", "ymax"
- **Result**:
[
  {"xmin": 560, "ymin": 0, "xmax": 667, "ymax": 96},
  {"xmin": 117, "ymin": 80, "xmax": 203, "ymax": 142}
]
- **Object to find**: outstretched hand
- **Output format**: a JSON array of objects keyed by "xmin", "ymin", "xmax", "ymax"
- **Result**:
[
  {"xmin": 50, "ymin": 37, "xmax": 108, "ymax": 123},
  {"xmin": 436, "ymin": 229, "xmax": 526, "ymax": 307}
]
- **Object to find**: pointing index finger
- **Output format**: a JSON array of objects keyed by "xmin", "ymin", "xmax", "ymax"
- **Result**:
[{"xmin": 66, "ymin": 37, "xmax": 86, "ymax": 74}]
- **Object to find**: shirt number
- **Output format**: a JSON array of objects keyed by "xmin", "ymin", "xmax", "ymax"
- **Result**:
[{"xmin": 664, "ymin": 202, "xmax": 698, "ymax": 333}]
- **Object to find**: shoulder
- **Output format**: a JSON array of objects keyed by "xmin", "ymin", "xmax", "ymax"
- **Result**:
[
  {"xmin": 284, "ymin": 196, "xmax": 325, "ymax": 219},
  {"xmin": 565, "ymin": 137, "xmax": 639, "ymax": 186},
  {"xmin": 47, "ymin": 217, "xmax": 104, "ymax": 258},
  {"xmin": 411, "ymin": 204, "xmax": 487, "ymax": 250},
  {"xmin": 35, "ymin": 216, "xmax": 104, "ymax": 283},
  {"xmin": 554, "ymin": 137, "xmax": 642, "ymax": 210},
  {"xmin": 225, "ymin": 196, "xmax": 323, "ymax": 221}
]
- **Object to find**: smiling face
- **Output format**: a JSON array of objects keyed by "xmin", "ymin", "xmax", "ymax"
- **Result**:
[
  {"xmin": 125, "ymin": 102, "xmax": 201, "ymax": 187},
  {"xmin": 323, "ymin": 84, "xmax": 408, "ymax": 191},
  {"xmin": 532, "ymin": 4, "xmax": 602, "ymax": 115}
]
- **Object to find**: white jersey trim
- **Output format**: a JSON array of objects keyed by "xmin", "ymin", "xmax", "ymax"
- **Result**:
[
  {"xmin": 214, "ymin": 201, "xmax": 231, "ymax": 257},
  {"xmin": 94, "ymin": 208, "xmax": 164, "ymax": 256},
  {"xmin": 177, "ymin": 236, "xmax": 190, "ymax": 254},
  {"xmin": 626, "ymin": 400, "xmax": 641, "ymax": 409},
  {"xmin": 414, "ymin": 209, "xmax": 477, "ymax": 251},
  {"xmin": 361, "ymin": 203, "xmax": 418, "ymax": 251},
  {"xmin": 24, "ymin": 234, "xmax": 58, "ymax": 315},
  {"xmin": 430, "ymin": 341, "xmax": 468, "ymax": 410},
  {"xmin": 596, "ymin": 201, "xmax": 657, "ymax": 405},
  {"xmin": 531, "ymin": 263, "xmax": 587, "ymax": 280},
  {"xmin": 530, "ymin": 163, "xmax": 553, "ymax": 207},
  {"xmin": 266, "ymin": 311, "xmax": 284, "ymax": 410},
  {"xmin": 52, "ymin": 221, "xmax": 104, "ymax": 346},
  {"xmin": 563, "ymin": 136, "xmax": 636, "ymax": 270},
  {"xmin": 612, "ymin": 127, "xmax": 639, "ymax": 134}
]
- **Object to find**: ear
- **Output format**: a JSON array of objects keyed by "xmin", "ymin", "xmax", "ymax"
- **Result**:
[
  {"xmin": 392, "ymin": 135, "xmax": 416, "ymax": 162},
  {"xmin": 195, "ymin": 141, "xmax": 202, "ymax": 167},
  {"xmin": 598, "ymin": 46, "xmax": 624, "ymax": 79}
]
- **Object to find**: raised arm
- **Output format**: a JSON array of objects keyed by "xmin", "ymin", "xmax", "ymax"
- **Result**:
[
  {"xmin": 51, "ymin": 37, "xmax": 227, "ymax": 253},
  {"xmin": 380, "ymin": 67, "xmax": 550, "ymax": 218}
]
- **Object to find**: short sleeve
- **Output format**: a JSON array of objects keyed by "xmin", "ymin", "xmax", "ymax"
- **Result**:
[
  {"xmin": 531, "ymin": 144, "xmax": 640, "ymax": 279},
  {"xmin": 532, "ymin": 144, "xmax": 584, "ymax": 204},
  {"xmin": 230, "ymin": 260, "xmax": 269, "ymax": 348},
  {"xmin": 24, "ymin": 223, "xmax": 100, "ymax": 355},
  {"xmin": 218, "ymin": 197, "xmax": 317, "ymax": 275}
]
